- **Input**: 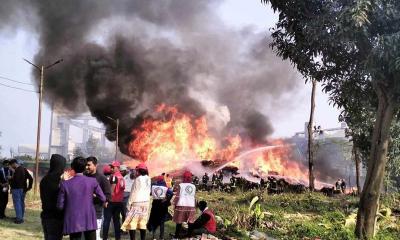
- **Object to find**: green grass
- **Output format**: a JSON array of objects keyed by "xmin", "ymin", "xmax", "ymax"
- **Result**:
[
  {"xmin": 0, "ymin": 193, "xmax": 43, "ymax": 240},
  {"xmin": 196, "ymin": 190, "xmax": 400, "ymax": 240},
  {"xmin": 1, "ymin": 191, "xmax": 399, "ymax": 239}
]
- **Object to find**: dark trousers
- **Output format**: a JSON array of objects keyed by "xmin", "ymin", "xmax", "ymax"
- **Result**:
[
  {"xmin": 175, "ymin": 223, "xmax": 183, "ymax": 237},
  {"xmin": 0, "ymin": 190, "xmax": 8, "ymax": 218},
  {"xmin": 129, "ymin": 229, "xmax": 146, "ymax": 240},
  {"xmin": 122, "ymin": 194, "xmax": 129, "ymax": 223},
  {"xmin": 103, "ymin": 202, "xmax": 123, "ymax": 240},
  {"xmin": 151, "ymin": 221, "xmax": 165, "ymax": 239},
  {"xmin": 69, "ymin": 230, "xmax": 96, "ymax": 240},
  {"xmin": 42, "ymin": 218, "xmax": 63, "ymax": 240}
]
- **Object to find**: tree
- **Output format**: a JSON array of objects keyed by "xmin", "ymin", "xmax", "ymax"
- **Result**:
[
  {"xmin": 73, "ymin": 147, "xmax": 85, "ymax": 158},
  {"xmin": 262, "ymin": 0, "xmax": 400, "ymax": 238},
  {"xmin": 385, "ymin": 122, "xmax": 400, "ymax": 191},
  {"xmin": 73, "ymin": 135, "xmax": 113, "ymax": 161},
  {"xmin": 85, "ymin": 134, "xmax": 99, "ymax": 157}
]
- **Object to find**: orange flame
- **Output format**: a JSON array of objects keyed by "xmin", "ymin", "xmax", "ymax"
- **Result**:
[
  {"xmin": 128, "ymin": 104, "xmax": 241, "ymax": 173},
  {"xmin": 127, "ymin": 105, "xmax": 310, "ymax": 183},
  {"xmin": 248, "ymin": 143, "xmax": 308, "ymax": 181}
]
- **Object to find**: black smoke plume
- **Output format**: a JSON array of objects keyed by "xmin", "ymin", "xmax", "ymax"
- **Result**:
[{"xmin": 0, "ymin": 0, "xmax": 300, "ymax": 157}]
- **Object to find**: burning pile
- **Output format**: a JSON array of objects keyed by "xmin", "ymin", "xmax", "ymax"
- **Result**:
[
  {"xmin": 125, "ymin": 104, "xmax": 311, "ymax": 186},
  {"xmin": 127, "ymin": 104, "xmax": 241, "ymax": 173}
]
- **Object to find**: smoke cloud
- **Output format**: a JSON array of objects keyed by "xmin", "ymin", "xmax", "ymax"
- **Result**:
[{"xmin": 0, "ymin": 0, "xmax": 300, "ymax": 156}]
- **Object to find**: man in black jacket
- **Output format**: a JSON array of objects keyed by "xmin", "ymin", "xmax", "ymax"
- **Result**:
[
  {"xmin": 86, "ymin": 156, "xmax": 112, "ymax": 240},
  {"xmin": 40, "ymin": 154, "xmax": 66, "ymax": 240},
  {"xmin": 0, "ymin": 160, "xmax": 11, "ymax": 219},
  {"xmin": 9, "ymin": 159, "xmax": 33, "ymax": 223}
]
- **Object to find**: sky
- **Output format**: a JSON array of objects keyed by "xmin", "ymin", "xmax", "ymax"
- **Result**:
[{"xmin": 0, "ymin": 0, "xmax": 341, "ymax": 157}]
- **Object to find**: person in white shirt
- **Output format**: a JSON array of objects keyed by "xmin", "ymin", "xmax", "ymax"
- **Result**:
[
  {"xmin": 121, "ymin": 163, "xmax": 151, "ymax": 240},
  {"xmin": 122, "ymin": 167, "xmax": 134, "ymax": 222}
]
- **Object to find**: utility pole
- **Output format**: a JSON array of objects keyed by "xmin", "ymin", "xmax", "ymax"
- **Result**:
[
  {"xmin": 24, "ymin": 58, "xmax": 63, "ymax": 194},
  {"xmin": 106, "ymin": 116, "xmax": 119, "ymax": 160},
  {"xmin": 307, "ymin": 79, "xmax": 317, "ymax": 191}
]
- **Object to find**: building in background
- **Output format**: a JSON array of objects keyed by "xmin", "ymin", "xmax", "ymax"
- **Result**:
[
  {"xmin": 17, "ymin": 145, "xmax": 49, "ymax": 159},
  {"xmin": 48, "ymin": 111, "xmax": 110, "ymax": 160},
  {"xmin": 291, "ymin": 122, "xmax": 366, "ymax": 190}
]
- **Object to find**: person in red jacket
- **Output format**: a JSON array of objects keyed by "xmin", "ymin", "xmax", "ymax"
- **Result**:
[
  {"xmin": 187, "ymin": 200, "xmax": 216, "ymax": 237},
  {"xmin": 103, "ymin": 161, "xmax": 125, "ymax": 240}
]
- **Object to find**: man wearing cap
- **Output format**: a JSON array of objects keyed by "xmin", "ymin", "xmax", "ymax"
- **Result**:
[
  {"xmin": 103, "ymin": 161, "xmax": 125, "ymax": 240},
  {"xmin": 103, "ymin": 165, "xmax": 112, "ymax": 180}
]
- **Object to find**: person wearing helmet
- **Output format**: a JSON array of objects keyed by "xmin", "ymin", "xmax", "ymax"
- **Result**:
[
  {"xmin": 172, "ymin": 171, "xmax": 196, "ymax": 238},
  {"xmin": 102, "ymin": 165, "xmax": 112, "ymax": 180},
  {"xmin": 121, "ymin": 162, "xmax": 151, "ymax": 240},
  {"xmin": 103, "ymin": 161, "xmax": 125, "ymax": 240}
]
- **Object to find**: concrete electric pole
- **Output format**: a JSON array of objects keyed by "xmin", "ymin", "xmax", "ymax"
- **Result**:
[{"xmin": 24, "ymin": 58, "xmax": 63, "ymax": 194}]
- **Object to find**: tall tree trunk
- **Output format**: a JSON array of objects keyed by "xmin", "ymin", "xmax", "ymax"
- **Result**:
[
  {"xmin": 308, "ymin": 79, "xmax": 317, "ymax": 191},
  {"xmin": 355, "ymin": 86, "xmax": 395, "ymax": 239},
  {"xmin": 354, "ymin": 146, "xmax": 361, "ymax": 195}
]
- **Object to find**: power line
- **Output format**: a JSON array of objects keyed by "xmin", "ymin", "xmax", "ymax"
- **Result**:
[
  {"xmin": 0, "ymin": 75, "xmax": 34, "ymax": 86},
  {"xmin": 0, "ymin": 82, "xmax": 38, "ymax": 93}
]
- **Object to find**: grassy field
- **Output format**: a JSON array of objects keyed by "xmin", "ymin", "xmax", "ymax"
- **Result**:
[
  {"xmin": 200, "ymin": 190, "xmax": 400, "ymax": 240},
  {"xmin": 0, "ymin": 191, "xmax": 399, "ymax": 239}
]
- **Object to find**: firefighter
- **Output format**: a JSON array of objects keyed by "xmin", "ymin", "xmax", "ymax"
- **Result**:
[
  {"xmin": 340, "ymin": 179, "xmax": 346, "ymax": 193},
  {"xmin": 202, "ymin": 173, "xmax": 209, "ymax": 191},
  {"xmin": 192, "ymin": 176, "xmax": 200, "ymax": 186},
  {"xmin": 211, "ymin": 173, "xmax": 218, "ymax": 190}
]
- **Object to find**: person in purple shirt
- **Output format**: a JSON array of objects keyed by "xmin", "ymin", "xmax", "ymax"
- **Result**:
[{"xmin": 57, "ymin": 157, "xmax": 106, "ymax": 240}]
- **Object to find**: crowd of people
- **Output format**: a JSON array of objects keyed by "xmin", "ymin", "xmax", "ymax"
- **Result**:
[
  {"xmin": 0, "ymin": 155, "xmax": 217, "ymax": 240},
  {"xmin": 0, "ymin": 159, "xmax": 33, "ymax": 223}
]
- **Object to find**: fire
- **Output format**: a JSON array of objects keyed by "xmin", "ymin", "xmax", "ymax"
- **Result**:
[
  {"xmin": 127, "ymin": 104, "xmax": 309, "ymax": 183},
  {"xmin": 250, "ymin": 143, "xmax": 308, "ymax": 180},
  {"xmin": 128, "ymin": 104, "xmax": 241, "ymax": 173}
]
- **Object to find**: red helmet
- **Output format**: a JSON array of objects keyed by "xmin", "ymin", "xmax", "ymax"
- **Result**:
[
  {"xmin": 136, "ymin": 162, "xmax": 148, "ymax": 170},
  {"xmin": 103, "ymin": 165, "xmax": 112, "ymax": 174},
  {"xmin": 183, "ymin": 170, "xmax": 192, "ymax": 178},
  {"xmin": 183, "ymin": 170, "xmax": 192, "ymax": 182},
  {"xmin": 110, "ymin": 161, "xmax": 121, "ymax": 168}
]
